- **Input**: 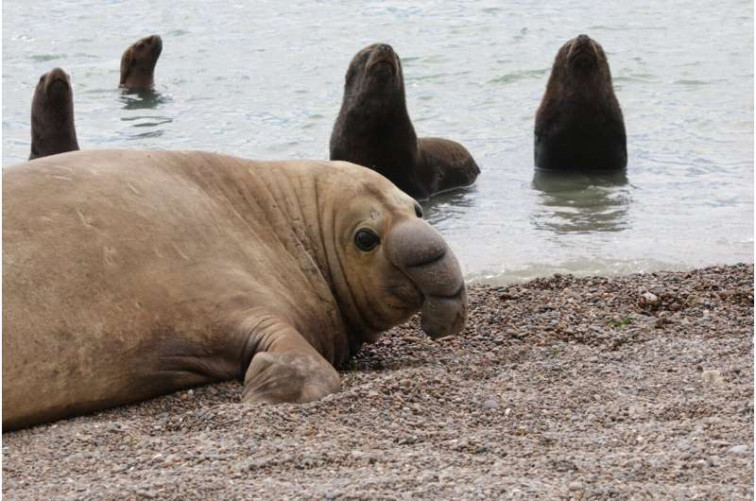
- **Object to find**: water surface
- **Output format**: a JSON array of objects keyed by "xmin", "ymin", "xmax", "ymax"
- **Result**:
[{"xmin": 3, "ymin": 0, "xmax": 753, "ymax": 283}]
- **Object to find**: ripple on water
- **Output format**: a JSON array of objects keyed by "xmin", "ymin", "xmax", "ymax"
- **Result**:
[
  {"xmin": 488, "ymin": 68, "xmax": 549, "ymax": 85},
  {"xmin": 30, "ymin": 54, "xmax": 64, "ymax": 62}
]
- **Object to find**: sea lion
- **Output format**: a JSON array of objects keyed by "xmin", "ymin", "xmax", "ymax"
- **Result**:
[
  {"xmin": 329, "ymin": 43, "xmax": 480, "ymax": 201},
  {"xmin": 3, "ymin": 149, "xmax": 467, "ymax": 431},
  {"xmin": 534, "ymin": 34, "xmax": 627, "ymax": 172},
  {"xmin": 29, "ymin": 67, "xmax": 79, "ymax": 160},
  {"xmin": 120, "ymin": 34, "xmax": 163, "ymax": 88}
]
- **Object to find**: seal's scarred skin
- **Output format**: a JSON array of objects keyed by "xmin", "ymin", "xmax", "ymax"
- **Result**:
[
  {"xmin": 3, "ymin": 150, "xmax": 468, "ymax": 430},
  {"xmin": 330, "ymin": 43, "xmax": 480, "ymax": 201},
  {"xmin": 120, "ymin": 35, "xmax": 162, "ymax": 89},
  {"xmin": 535, "ymin": 34, "xmax": 627, "ymax": 172},
  {"xmin": 29, "ymin": 68, "xmax": 79, "ymax": 160}
]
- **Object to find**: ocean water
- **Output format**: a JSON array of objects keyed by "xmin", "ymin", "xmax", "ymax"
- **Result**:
[{"xmin": 3, "ymin": 0, "xmax": 753, "ymax": 283}]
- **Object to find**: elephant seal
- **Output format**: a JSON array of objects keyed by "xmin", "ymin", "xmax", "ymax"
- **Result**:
[
  {"xmin": 3, "ymin": 150, "xmax": 467, "ymax": 430},
  {"xmin": 329, "ymin": 43, "xmax": 480, "ymax": 201},
  {"xmin": 29, "ymin": 67, "xmax": 79, "ymax": 160},
  {"xmin": 120, "ymin": 34, "xmax": 163, "ymax": 88},
  {"xmin": 534, "ymin": 34, "xmax": 627, "ymax": 172}
]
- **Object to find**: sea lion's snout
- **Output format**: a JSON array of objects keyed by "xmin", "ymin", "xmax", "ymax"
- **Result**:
[
  {"xmin": 147, "ymin": 35, "xmax": 163, "ymax": 58},
  {"xmin": 44, "ymin": 68, "xmax": 71, "ymax": 96},
  {"xmin": 568, "ymin": 34, "xmax": 599, "ymax": 68},
  {"xmin": 385, "ymin": 219, "xmax": 467, "ymax": 339},
  {"xmin": 367, "ymin": 43, "xmax": 398, "ymax": 76}
]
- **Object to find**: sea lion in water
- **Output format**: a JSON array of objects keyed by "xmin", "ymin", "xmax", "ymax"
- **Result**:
[
  {"xmin": 29, "ymin": 67, "xmax": 79, "ymax": 160},
  {"xmin": 3, "ymin": 149, "xmax": 467, "ymax": 430},
  {"xmin": 330, "ymin": 43, "xmax": 480, "ymax": 201},
  {"xmin": 534, "ymin": 34, "xmax": 627, "ymax": 172},
  {"xmin": 120, "ymin": 34, "xmax": 163, "ymax": 88}
]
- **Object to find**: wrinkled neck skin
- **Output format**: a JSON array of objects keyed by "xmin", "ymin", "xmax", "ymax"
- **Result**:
[
  {"xmin": 219, "ymin": 164, "xmax": 411, "ymax": 361},
  {"xmin": 30, "ymin": 92, "xmax": 79, "ymax": 160}
]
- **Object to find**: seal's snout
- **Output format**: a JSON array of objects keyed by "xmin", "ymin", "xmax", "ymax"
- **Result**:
[
  {"xmin": 148, "ymin": 35, "xmax": 163, "ymax": 58},
  {"xmin": 367, "ymin": 43, "xmax": 398, "ymax": 75},
  {"xmin": 45, "ymin": 68, "xmax": 71, "ymax": 95},
  {"xmin": 568, "ymin": 34, "xmax": 599, "ymax": 68},
  {"xmin": 385, "ymin": 220, "xmax": 468, "ymax": 339}
]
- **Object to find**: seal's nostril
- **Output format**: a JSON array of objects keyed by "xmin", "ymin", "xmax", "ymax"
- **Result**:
[
  {"xmin": 414, "ymin": 202, "xmax": 423, "ymax": 218},
  {"xmin": 577, "ymin": 34, "xmax": 590, "ymax": 43}
]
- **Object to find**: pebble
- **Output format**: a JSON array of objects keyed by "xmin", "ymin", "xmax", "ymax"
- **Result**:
[
  {"xmin": 568, "ymin": 481, "xmax": 583, "ymax": 492},
  {"xmin": 727, "ymin": 444, "xmax": 749, "ymax": 455},
  {"xmin": 482, "ymin": 399, "xmax": 499, "ymax": 410},
  {"xmin": 702, "ymin": 369, "xmax": 724, "ymax": 386},
  {"xmin": 639, "ymin": 292, "xmax": 660, "ymax": 306}
]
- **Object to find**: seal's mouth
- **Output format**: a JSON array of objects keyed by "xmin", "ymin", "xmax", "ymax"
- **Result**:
[
  {"xmin": 568, "ymin": 34, "xmax": 599, "ymax": 69},
  {"xmin": 366, "ymin": 44, "xmax": 398, "ymax": 78},
  {"xmin": 368, "ymin": 57, "xmax": 397, "ymax": 76}
]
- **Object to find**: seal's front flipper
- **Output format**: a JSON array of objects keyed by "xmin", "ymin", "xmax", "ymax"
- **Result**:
[{"xmin": 241, "ymin": 327, "xmax": 340, "ymax": 404}]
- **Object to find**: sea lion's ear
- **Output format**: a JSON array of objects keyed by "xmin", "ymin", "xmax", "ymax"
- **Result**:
[{"xmin": 120, "ymin": 49, "xmax": 133, "ymax": 85}]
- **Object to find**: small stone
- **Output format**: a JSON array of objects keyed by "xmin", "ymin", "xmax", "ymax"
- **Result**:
[
  {"xmin": 702, "ymin": 370, "xmax": 724, "ymax": 386},
  {"xmin": 568, "ymin": 481, "xmax": 583, "ymax": 491},
  {"xmin": 727, "ymin": 444, "xmax": 748, "ymax": 455},
  {"xmin": 483, "ymin": 399, "xmax": 499, "ymax": 410},
  {"xmin": 639, "ymin": 292, "xmax": 659, "ymax": 307}
]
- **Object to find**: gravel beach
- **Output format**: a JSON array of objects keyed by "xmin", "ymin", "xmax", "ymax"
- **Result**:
[{"xmin": 3, "ymin": 264, "xmax": 753, "ymax": 500}]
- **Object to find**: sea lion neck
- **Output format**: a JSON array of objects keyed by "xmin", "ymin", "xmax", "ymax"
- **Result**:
[{"xmin": 545, "ymin": 59, "xmax": 615, "ymax": 111}]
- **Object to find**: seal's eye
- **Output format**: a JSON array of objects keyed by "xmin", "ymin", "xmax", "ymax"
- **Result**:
[{"xmin": 354, "ymin": 229, "xmax": 380, "ymax": 252}]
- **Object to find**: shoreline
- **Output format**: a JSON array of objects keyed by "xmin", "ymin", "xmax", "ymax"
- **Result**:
[{"xmin": 4, "ymin": 264, "xmax": 753, "ymax": 500}]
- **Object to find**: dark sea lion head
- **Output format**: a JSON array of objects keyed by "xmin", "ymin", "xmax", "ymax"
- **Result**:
[
  {"xmin": 29, "ymin": 67, "xmax": 79, "ymax": 160},
  {"xmin": 34, "ymin": 67, "xmax": 73, "ymax": 111},
  {"xmin": 120, "ymin": 34, "xmax": 163, "ymax": 88},
  {"xmin": 552, "ymin": 34, "xmax": 613, "ymax": 90},
  {"xmin": 342, "ymin": 43, "xmax": 406, "ymax": 106}
]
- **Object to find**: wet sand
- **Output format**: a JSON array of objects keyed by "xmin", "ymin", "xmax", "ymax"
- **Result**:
[{"xmin": 3, "ymin": 264, "xmax": 753, "ymax": 500}]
